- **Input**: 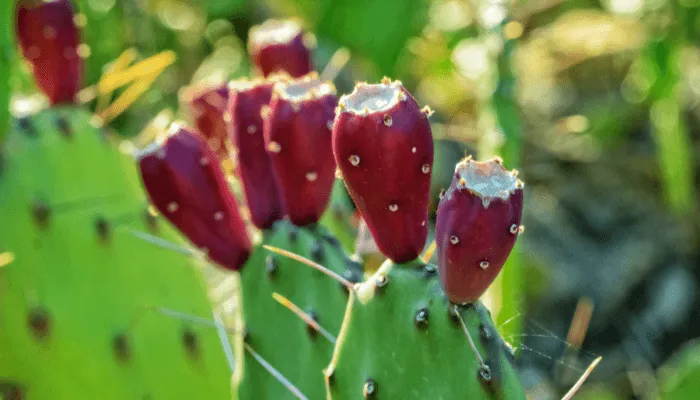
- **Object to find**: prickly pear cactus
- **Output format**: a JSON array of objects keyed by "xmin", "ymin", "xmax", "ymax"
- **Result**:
[
  {"xmin": 0, "ymin": 107, "xmax": 230, "ymax": 399},
  {"xmin": 237, "ymin": 222, "xmax": 361, "ymax": 400},
  {"xmin": 325, "ymin": 80, "xmax": 526, "ymax": 400},
  {"xmin": 327, "ymin": 260, "xmax": 525, "ymax": 399},
  {"xmin": 132, "ymin": 16, "xmax": 528, "ymax": 398}
]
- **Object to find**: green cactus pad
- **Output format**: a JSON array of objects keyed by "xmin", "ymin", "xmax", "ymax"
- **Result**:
[
  {"xmin": 0, "ymin": 107, "xmax": 230, "ymax": 399},
  {"xmin": 327, "ymin": 260, "xmax": 526, "ymax": 400},
  {"xmin": 0, "ymin": 0, "xmax": 12, "ymax": 144},
  {"xmin": 237, "ymin": 221, "xmax": 361, "ymax": 400}
]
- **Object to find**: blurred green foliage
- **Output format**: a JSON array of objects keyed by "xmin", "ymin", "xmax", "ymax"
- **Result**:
[{"xmin": 660, "ymin": 339, "xmax": 700, "ymax": 399}]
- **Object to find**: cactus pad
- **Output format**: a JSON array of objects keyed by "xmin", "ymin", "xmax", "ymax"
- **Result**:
[
  {"xmin": 0, "ymin": 107, "xmax": 230, "ymax": 399},
  {"xmin": 237, "ymin": 221, "xmax": 361, "ymax": 400},
  {"xmin": 326, "ymin": 260, "xmax": 526, "ymax": 399}
]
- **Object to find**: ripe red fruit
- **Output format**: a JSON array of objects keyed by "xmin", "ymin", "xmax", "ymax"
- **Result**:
[
  {"xmin": 138, "ymin": 124, "xmax": 252, "ymax": 271},
  {"xmin": 228, "ymin": 78, "xmax": 285, "ymax": 229},
  {"xmin": 435, "ymin": 157, "xmax": 524, "ymax": 304},
  {"xmin": 248, "ymin": 19, "xmax": 313, "ymax": 78},
  {"xmin": 16, "ymin": 0, "xmax": 82, "ymax": 104},
  {"xmin": 185, "ymin": 84, "xmax": 231, "ymax": 159},
  {"xmin": 333, "ymin": 78, "xmax": 434, "ymax": 263},
  {"xmin": 264, "ymin": 73, "xmax": 337, "ymax": 226}
]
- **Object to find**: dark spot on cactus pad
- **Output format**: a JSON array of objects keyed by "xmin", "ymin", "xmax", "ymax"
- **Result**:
[
  {"xmin": 287, "ymin": 226, "xmax": 299, "ymax": 243},
  {"xmin": 113, "ymin": 333, "xmax": 131, "ymax": 362},
  {"xmin": 95, "ymin": 216, "xmax": 110, "ymax": 243},
  {"xmin": 322, "ymin": 234, "xmax": 341, "ymax": 249},
  {"xmin": 265, "ymin": 255, "xmax": 278, "ymax": 279},
  {"xmin": 31, "ymin": 200, "xmax": 51, "ymax": 229},
  {"xmin": 362, "ymin": 378, "xmax": 377, "ymax": 399},
  {"xmin": 18, "ymin": 117, "xmax": 36, "ymax": 137},
  {"xmin": 479, "ymin": 324, "xmax": 492, "ymax": 342},
  {"xmin": 414, "ymin": 307, "xmax": 429, "ymax": 330},
  {"xmin": 375, "ymin": 275, "xmax": 389, "ymax": 295},
  {"xmin": 311, "ymin": 240, "xmax": 324, "ymax": 262},
  {"xmin": 342, "ymin": 261, "xmax": 363, "ymax": 283},
  {"xmin": 144, "ymin": 208, "xmax": 158, "ymax": 232},
  {"xmin": 243, "ymin": 328, "xmax": 251, "ymax": 343},
  {"xmin": 2, "ymin": 386, "xmax": 22, "ymax": 400},
  {"xmin": 0, "ymin": 379, "xmax": 25, "ymax": 400},
  {"xmin": 423, "ymin": 263, "xmax": 437, "ymax": 278},
  {"xmin": 27, "ymin": 307, "xmax": 50, "ymax": 339},
  {"xmin": 478, "ymin": 364, "xmax": 492, "ymax": 383},
  {"xmin": 55, "ymin": 115, "xmax": 72, "ymax": 139},
  {"xmin": 306, "ymin": 309, "xmax": 319, "ymax": 338},
  {"xmin": 447, "ymin": 305, "xmax": 461, "ymax": 327},
  {"xmin": 182, "ymin": 328, "xmax": 199, "ymax": 358},
  {"xmin": 332, "ymin": 204, "xmax": 345, "ymax": 220},
  {"xmin": 326, "ymin": 369, "xmax": 336, "ymax": 387}
]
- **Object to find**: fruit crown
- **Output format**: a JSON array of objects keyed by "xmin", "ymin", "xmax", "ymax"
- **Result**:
[
  {"xmin": 446, "ymin": 156, "xmax": 524, "ymax": 208},
  {"xmin": 248, "ymin": 19, "xmax": 303, "ymax": 49},
  {"xmin": 273, "ymin": 72, "xmax": 336, "ymax": 102},
  {"xmin": 337, "ymin": 77, "xmax": 407, "ymax": 116}
]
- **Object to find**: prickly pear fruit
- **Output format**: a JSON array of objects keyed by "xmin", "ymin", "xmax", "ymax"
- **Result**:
[
  {"xmin": 228, "ymin": 78, "xmax": 285, "ymax": 230},
  {"xmin": 435, "ymin": 157, "xmax": 523, "ymax": 304},
  {"xmin": 248, "ymin": 19, "xmax": 313, "ymax": 78},
  {"xmin": 185, "ymin": 84, "xmax": 230, "ymax": 158},
  {"xmin": 333, "ymin": 78, "xmax": 433, "ymax": 263},
  {"xmin": 264, "ymin": 73, "xmax": 337, "ymax": 226},
  {"xmin": 16, "ymin": 0, "xmax": 82, "ymax": 104},
  {"xmin": 138, "ymin": 124, "xmax": 252, "ymax": 270}
]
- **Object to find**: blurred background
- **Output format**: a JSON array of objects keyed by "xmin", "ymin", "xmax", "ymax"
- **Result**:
[{"xmin": 7, "ymin": 0, "xmax": 700, "ymax": 398}]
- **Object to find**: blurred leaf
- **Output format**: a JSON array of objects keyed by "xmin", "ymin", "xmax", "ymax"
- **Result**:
[
  {"xmin": 272, "ymin": 0, "xmax": 430, "ymax": 76},
  {"xmin": 659, "ymin": 339, "xmax": 700, "ymax": 399},
  {"xmin": 316, "ymin": 0, "xmax": 430, "ymax": 75},
  {"xmin": 205, "ymin": 0, "xmax": 248, "ymax": 18}
]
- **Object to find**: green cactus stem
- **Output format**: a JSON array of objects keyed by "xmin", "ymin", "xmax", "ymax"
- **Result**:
[
  {"xmin": 326, "ymin": 259, "xmax": 526, "ymax": 399},
  {"xmin": 0, "ymin": 107, "xmax": 231, "ymax": 399}
]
